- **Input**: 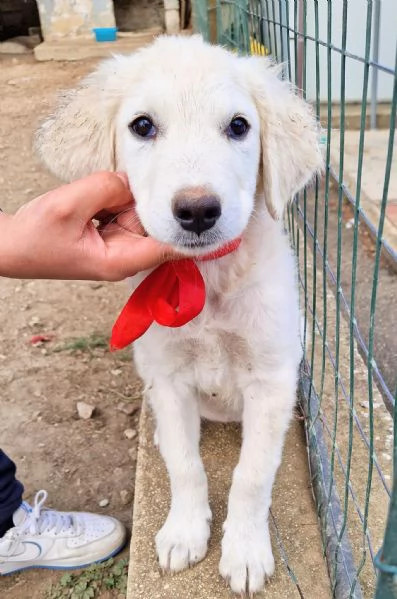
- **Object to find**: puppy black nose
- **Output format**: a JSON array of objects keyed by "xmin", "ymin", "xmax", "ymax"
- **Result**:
[{"xmin": 173, "ymin": 195, "xmax": 221, "ymax": 236}]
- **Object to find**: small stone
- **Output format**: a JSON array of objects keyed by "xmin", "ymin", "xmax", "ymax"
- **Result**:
[
  {"xmin": 111, "ymin": 368, "xmax": 122, "ymax": 376},
  {"xmin": 29, "ymin": 316, "xmax": 40, "ymax": 327},
  {"xmin": 99, "ymin": 498, "xmax": 109, "ymax": 507},
  {"xmin": 76, "ymin": 401, "xmax": 95, "ymax": 420},
  {"xmin": 120, "ymin": 489, "xmax": 132, "ymax": 505},
  {"xmin": 117, "ymin": 402, "xmax": 140, "ymax": 416},
  {"xmin": 124, "ymin": 428, "xmax": 137, "ymax": 440}
]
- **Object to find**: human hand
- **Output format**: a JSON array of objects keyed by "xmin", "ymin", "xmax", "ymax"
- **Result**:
[{"xmin": 0, "ymin": 172, "xmax": 179, "ymax": 281}]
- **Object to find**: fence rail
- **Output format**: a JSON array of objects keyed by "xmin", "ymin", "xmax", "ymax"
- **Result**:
[{"xmin": 192, "ymin": 1, "xmax": 397, "ymax": 597}]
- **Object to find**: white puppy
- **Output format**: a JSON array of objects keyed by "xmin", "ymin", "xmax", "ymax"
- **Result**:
[{"xmin": 36, "ymin": 35, "xmax": 322, "ymax": 594}]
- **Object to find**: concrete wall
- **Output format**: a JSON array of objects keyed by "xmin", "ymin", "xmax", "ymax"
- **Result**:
[
  {"xmin": 301, "ymin": 0, "xmax": 395, "ymax": 103},
  {"xmin": 265, "ymin": 0, "xmax": 395, "ymax": 103},
  {"xmin": 36, "ymin": 0, "xmax": 116, "ymax": 40}
]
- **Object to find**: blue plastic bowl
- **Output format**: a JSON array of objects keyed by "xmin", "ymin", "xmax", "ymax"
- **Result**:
[{"xmin": 93, "ymin": 27, "xmax": 117, "ymax": 42}]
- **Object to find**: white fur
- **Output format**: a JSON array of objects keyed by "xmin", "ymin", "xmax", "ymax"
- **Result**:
[{"xmin": 36, "ymin": 35, "xmax": 323, "ymax": 594}]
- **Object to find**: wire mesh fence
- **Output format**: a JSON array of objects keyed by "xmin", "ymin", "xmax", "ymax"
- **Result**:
[{"xmin": 191, "ymin": 1, "xmax": 397, "ymax": 597}]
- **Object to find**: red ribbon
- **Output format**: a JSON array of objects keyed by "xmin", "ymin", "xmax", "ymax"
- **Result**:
[{"xmin": 110, "ymin": 238, "xmax": 241, "ymax": 350}]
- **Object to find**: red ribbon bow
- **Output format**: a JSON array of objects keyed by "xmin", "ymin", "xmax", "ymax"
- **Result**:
[{"xmin": 110, "ymin": 238, "xmax": 241, "ymax": 350}]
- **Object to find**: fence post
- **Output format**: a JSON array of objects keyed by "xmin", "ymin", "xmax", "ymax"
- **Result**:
[
  {"xmin": 296, "ymin": 0, "xmax": 304, "ymax": 93},
  {"xmin": 192, "ymin": 0, "xmax": 210, "ymax": 41},
  {"xmin": 374, "ymin": 396, "xmax": 397, "ymax": 598},
  {"xmin": 374, "ymin": 53, "xmax": 397, "ymax": 597},
  {"xmin": 207, "ymin": 0, "xmax": 217, "ymax": 42},
  {"xmin": 370, "ymin": 0, "xmax": 381, "ymax": 129},
  {"xmin": 279, "ymin": 0, "xmax": 290, "ymax": 80}
]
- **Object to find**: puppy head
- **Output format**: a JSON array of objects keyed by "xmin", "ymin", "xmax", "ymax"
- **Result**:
[{"xmin": 36, "ymin": 35, "xmax": 322, "ymax": 253}]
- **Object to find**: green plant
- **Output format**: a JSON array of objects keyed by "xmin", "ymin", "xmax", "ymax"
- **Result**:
[
  {"xmin": 46, "ymin": 557, "xmax": 128, "ymax": 599},
  {"xmin": 52, "ymin": 333, "xmax": 109, "ymax": 355}
]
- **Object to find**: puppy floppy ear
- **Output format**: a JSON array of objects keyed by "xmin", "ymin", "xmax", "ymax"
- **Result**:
[
  {"xmin": 35, "ymin": 57, "xmax": 126, "ymax": 181},
  {"xmin": 242, "ymin": 56, "xmax": 323, "ymax": 219}
]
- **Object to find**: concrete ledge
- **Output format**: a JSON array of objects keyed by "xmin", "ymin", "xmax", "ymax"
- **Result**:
[
  {"xmin": 34, "ymin": 28, "xmax": 163, "ymax": 61},
  {"xmin": 319, "ymin": 102, "xmax": 393, "ymax": 131},
  {"xmin": 330, "ymin": 129, "xmax": 397, "ymax": 267},
  {"xmin": 127, "ymin": 400, "xmax": 332, "ymax": 598}
]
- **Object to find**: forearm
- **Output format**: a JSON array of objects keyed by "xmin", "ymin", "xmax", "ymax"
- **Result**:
[
  {"xmin": 0, "ymin": 173, "xmax": 179, "ymax": 282},
  {"xmin": 0, "ymin": 207, "xmax": 65, "ymax": 280},
  {"xmin": 0, "ymin": 205, "xmax": 97, "ymax": 281},
  {"xmin": 0, "ymin": 210, "xmax": 18, "ymax": 278}
]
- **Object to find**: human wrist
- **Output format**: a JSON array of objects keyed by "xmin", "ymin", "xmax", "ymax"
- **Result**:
[{"xmin": 0, "ymin": 211, "xmax": 18, "ymax": 278}]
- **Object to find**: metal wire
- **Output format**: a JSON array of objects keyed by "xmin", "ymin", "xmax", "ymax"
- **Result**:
[{"xmin": 192, "ymin": 0, "xmax": 397, "ymax": 596}]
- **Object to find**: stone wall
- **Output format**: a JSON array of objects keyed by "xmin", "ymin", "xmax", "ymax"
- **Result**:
[
  {"xmin": 113, "ymin": 0, "xmax": 164, "ymax": 33},
  {"xmin": 36, "ymin": 0, "xmax": 115, "ymax": 40}
]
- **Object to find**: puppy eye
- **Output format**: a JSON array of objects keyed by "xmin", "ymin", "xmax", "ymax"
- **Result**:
[
  {"xmin": 226, "ymin": 117, "xmax": 250, "ymax": 139},
  {"xmin": 129, "ymin": 116, "xmax": 157, "ymax": 138}
]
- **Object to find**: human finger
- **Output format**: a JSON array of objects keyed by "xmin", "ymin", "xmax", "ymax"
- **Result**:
[{"xmin": 53, "ymin": 172, "xmax": 133, "ymax": 222}]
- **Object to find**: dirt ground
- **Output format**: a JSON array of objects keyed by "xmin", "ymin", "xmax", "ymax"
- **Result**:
[
  {"xmin": 0, "ymin": 54, "xmax": 141, "ymax": 599},
  {"xmin": 1, "ymin": 50, "xmax": 395, "ymax": 599}
]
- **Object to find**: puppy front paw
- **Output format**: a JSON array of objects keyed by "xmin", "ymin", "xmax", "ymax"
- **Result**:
[
  {"xmin": 219, "ymin": 519, "xmax": 275, "ymax": 595},
  {"xmin": 156, "ymin": 505, "xmax": 212, "ymax": 572}
]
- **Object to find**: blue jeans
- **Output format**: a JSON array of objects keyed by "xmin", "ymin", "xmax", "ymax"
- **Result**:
[{"xmin": 0, "ymin": 450, "xmax": 24, "ymax": 537}]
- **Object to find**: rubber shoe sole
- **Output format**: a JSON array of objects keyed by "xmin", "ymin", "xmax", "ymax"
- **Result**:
[{"xmin": 0, "ymin": 536, "xmax": 127, "ymax": 575}]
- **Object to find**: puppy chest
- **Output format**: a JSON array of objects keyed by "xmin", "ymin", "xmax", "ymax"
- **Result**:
[{"xmin": 177, "ymin": 331, "xmax": 253, "ymax": 395}]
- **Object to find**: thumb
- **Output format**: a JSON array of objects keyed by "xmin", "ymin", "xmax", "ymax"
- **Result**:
[
  {"xmin": 101, "ymin": 231, "xmax": 181, "ymax": 280},
  {"xmin": 55, "ymin": 172, "xmax": 133, "ymax": 222}
]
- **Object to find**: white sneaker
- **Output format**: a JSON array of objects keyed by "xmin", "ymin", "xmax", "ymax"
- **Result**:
[{"xmin": 0, "ymin": 490, "xmax": 126, "ymax": 574}]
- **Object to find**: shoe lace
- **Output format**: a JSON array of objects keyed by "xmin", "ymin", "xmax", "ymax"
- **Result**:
[{"xmin": 20, "ymin": 490, "xmax": 79, "ymax": 536}]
